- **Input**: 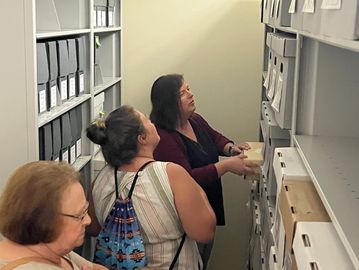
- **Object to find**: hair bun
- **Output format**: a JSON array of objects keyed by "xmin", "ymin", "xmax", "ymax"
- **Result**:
[{"xmin": 86, "ymin": 122, "xmax": 107, "ymax": 145}]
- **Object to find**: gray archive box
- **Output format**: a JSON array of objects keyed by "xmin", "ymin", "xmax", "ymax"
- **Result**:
[
  {"xmin": 320, "ymin": 1, "xmax": 359, "ymax": 40},
  {"xmin": 261, "ymin": 102, "xmax": 290, "ymax": 196},
  {"xmin": 36, "ymin": 43, "xmax": 49, "ymax": 114},
  {"xmin": 290, "ymin": 0, "xmax": 304, "ymax": 30},
  {"xmin": 273, "ymin": 0, "xmax": 291, "ymax": 27},
  {"xmin": 302, "ymin": 0, "xmax": 322, "ymax": 35},
  {"xmin": 271, "ymin": 34, "xmax": 296, "ymax": 129},
  {"xmin": 94, "ymin": 36, "xmax": 103, "ymax": 86},
  {"xmin": 52, "ymin": 118, "xmax": 61, "ymax": 161},
  {"xmin": 39, "ymin": 123, "xmax": 52, "ymax": 161},
  {"xmin": 67, "ymin": 39, "xmax": 78, "ymax": 99},
  {"xmin": 75, "ymin": 106, "xmax": 83, "ymax": 157},
  {"xmin": 46, "ymin": 41, "xmax": 58, "ymax": 109},
  {"xmin": 75, "ymin": 37, "xmax": 86, "ymax": 96},
  {"xmin": 60, "ymin": 113, "xmax": 72, "ymax": 163},
  {"xmin": 56, "ymin": 40, "xmax": 69, "ymax": 102},
  {"xmin": 107, "ymin": 0, "xmax": 115, "ymax": 26},
  {"xmin": 69, "ymin": 108, "xmax": 78, "ymax": 164}
]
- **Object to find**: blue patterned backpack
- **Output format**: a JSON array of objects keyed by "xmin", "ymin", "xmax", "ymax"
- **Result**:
[{"xmin": 94, "ymin": 161, "xmax": 186, "ymax": 270}]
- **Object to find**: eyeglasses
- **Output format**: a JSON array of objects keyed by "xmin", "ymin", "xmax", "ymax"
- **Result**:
[{"xmin": 60, "ymin": 201, "xmax": 89, "ymax": 222}]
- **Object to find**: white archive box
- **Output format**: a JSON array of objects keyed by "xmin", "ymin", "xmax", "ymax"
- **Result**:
[
  {"xmin": 302, "ymin": 0, "xmax": 322, "ymax": 35},
  {"xmin": 272, "ymin": 206, "xmax": 286, "ymax": 269},
  {"xmin": 320, "ymin": 0, "xmax": 359, "ymax": 40},
  {"xmin": 293, "ymin": 222, "xmax": 356, "ymax": 270},
  {"xmin": 273, "ymin": 0, "xmax": 292, "ymax": 27},
  {"xmin": 94, "ymin": 92, "xmax": 105, "ymax": 119},
  {"xmin": 269, "ymin": 246, "xmax": 279, "ymax": 270},
  {"xmin": 289, "ymin": 0, "xmax": 304, "ymax": 30},
  {"xmin": 273, "ymin": 147, "xmax": 310, "ymax": 198}
]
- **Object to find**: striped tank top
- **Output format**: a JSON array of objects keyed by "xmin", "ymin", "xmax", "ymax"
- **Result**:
[{"xmin": 93, "ymin": 161, "xmax": 202, "ymax": 269}]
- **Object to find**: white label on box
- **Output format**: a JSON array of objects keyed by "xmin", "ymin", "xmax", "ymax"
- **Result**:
[
  {"xmin": 102, "ymin": 10, "xmax": 106, "ymax": 27},
  {"xmin": 302, "ymin": 0, "xmax": 315, "ymax": 13},
  {"xmin": 69, "ymin": 77, "xmax": 76, "ymax": 97},
  {"xmin": 321, "ymin": 0, "xmax": 341, "ymax": 9},
  {"xmin": 109, "ymin": 10, "xmax": 114, "ymax": 26},
  {"xmin": 270, "ymin": 0, "xmax": 276, "ymax": 17},
  {"xmin": 50, "ymin": 85, "xmax": 57, "ymax": 108},
  {"xmin": 272, "ymin": 75, "xmax": 283, "ymax": 112},
  {"xmin": 55, "ymin": 157, "xmax": 60, "ymax": 162},
  {"xmin": 62, "ymin": 150, "xmax": 69, "ymax": 163},
  {"xmin": 93, "ymin": 10, "xmax": 97, "ymax": 26},
  {"xmin": 61, "ymin": 79, "xmax": 67, "ymax": 100},
  {"xmin": 79, "ymin": 74, "xmax": 85, "ymax": 93},
  {"xmin": 263, "ymin": 62, "xmax": 271, "ymax": 89},
  {"xmin": 70, "ymin": 145, "xmax": 76, "ymax": 164},
  {"xmin": 275, "ymin": 0, "xmax": 281, "ymax": 18},
  {"xmin": 76, "ymin": 139, "xmax": 82, "ymax": 158},
  {"xmin": 39, "ymin": 90, "xmax": 47, "ymax": 113},
  {"xmin": 268, "ymin": 69, "xmax": 277, "ymax": 100},
  {"xmin": 97, "ymin": 10, "xmax": 102, "ymax": 27},
  {"xmin": 288, "ymin": 0, "xmax": 296, "ymax": 13}
]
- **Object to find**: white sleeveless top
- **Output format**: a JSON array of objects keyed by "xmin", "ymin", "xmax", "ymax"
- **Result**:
[{"xmin": 93, "ymin": 161, "xmax": 202, "ymax": 270}]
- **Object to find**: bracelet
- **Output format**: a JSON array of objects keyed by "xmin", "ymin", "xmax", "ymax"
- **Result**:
[{"xmin": 228, "ymin": 145, "xmax": 234, "ymax": 156}]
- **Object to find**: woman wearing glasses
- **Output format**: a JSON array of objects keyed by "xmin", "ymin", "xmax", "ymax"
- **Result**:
[{"xmin": 0, "ymin": 161, "xmax": 106, "ymax": 270}]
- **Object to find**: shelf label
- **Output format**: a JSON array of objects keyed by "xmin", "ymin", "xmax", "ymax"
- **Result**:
[
  {"xmin": 62, "ymin": 149, "xmax": 69, "ymax": 163},
  {"xmin": 270, "ymin": 0, "xmax": 276, "ymax": 17},
  {"xmin": 289, "ymin": 0, "xmax": 296, "ymax": 13},
  {"xmin": 321, "ymin": 0, "xmax": 341, "ymax": 9},
  {"xmin": 70, "ymin": 145, "xmax": 76, "ymax": 164},
  {"xmin": 109, "ymin": 11, "xmax": 114, "ymax": 26},
  {"xmin": 79, "ymin": 74, "xmax": 85, "ymax": 93},
  {"xmin": 302, "ymin": 0, "xmax": 315, "ymax": 13},
  {"xmin": 263, "ymin": 62, "xmax": 271, "ymax": 89},
  {"xmin": 268, "ymin": 69, "xmax": 277, "ymax": 100},
  {"xmin": 50, "ymin": 85, "xmax": 57, "ymax": 108},
  {"xmin": 76, "ymin": 139, "xmax": 82, "ymax": 158},
  {"xmin": 102, "ymin": 10, "xmax": 106, "ymax": 27},
  {"xmin": 272, "ymin": 75, "xmax": 283, "ymax": 112},
  {"xmin": 97, "ymin": 10, "xmax": 102, "ymax": 27},
  {"xmin": 61, "ymin": 79, "xmax": 68, "ymax": 100},
  {"xmin": 39, "ymin": 89, "xmax": 47, "ymax": 113},
  {"xmin": 275, "ymin": 0, "xmax": 281, "ymax": 18},
  {"xmin": 69, "ymin": 77, "xmax": 76, "ymax": 97}
]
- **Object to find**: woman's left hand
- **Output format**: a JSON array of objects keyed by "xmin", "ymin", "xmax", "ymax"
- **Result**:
[{"xmin": 237, "ymin": 142, "xmax": 250, "ymax": 151}]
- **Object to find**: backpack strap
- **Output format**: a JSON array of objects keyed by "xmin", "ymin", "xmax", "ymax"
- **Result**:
[
  {"xmin": 114, "ymin": 160, "xmax": 154, "ymax": 199},
  {"xmin": 1, "ymin": 256, "xmax": 55, "ymax": 270},
  {"xmin": 169, "ymin": 233, "xmax": 186, "ymax": 270}
]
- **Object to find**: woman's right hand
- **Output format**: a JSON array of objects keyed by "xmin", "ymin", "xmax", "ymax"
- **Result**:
[{"xmin": 215, "ymin": 155, "xmax": 260, "ymax": 177}]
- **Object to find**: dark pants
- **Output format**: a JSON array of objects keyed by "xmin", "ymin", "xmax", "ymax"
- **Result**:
[{"xmin": 197, "ymin": 240, "xmax": 214, "ymax": 270}]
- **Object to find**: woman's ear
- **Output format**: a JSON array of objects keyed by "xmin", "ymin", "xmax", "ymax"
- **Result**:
[{"xmin": 137, "ymin": 133, "xmax": 147, "ymax": 145}]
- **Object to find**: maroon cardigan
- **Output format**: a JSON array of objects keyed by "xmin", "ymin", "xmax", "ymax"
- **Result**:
[{"xmin": 153, "ymin": 113, "xmax": 232, "ymax": 225}]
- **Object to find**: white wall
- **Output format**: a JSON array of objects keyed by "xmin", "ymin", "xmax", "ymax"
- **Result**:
[{"xmin": 122, "ymin": 1, "xmax": 264, "ymax": 268}]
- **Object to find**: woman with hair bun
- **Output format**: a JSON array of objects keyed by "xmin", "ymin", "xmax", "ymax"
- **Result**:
[{"xmin": 86, "ymin": 105, "xmax": 216, "ymax": 270}]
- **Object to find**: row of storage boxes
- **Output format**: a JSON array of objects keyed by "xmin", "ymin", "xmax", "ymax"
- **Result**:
[
  {"xmin": 263, "ymin": 32, "xmax": 296, "ymax": 130},
  {"xmin": 37, "ymin": 37, "xmax": 86, "ymax": 114},
  {"xmin": 94, "ymin": 0, "xmax": 117, "ymax": 27},
  {"xmin": 39, "ymin": 106, "xmax": 83, "ymax": 164},
  {"xmin": 262, "ymin": 0, "xmax": 359, "ymax": 40},
  {"xmin": 269, "ymin": 147, "xmax": 355, "ymax": 269}
]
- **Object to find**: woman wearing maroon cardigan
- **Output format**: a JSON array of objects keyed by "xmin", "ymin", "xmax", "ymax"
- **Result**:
[{"xmin": 150, "ymin": 74, "xmax": 258, "ymax": 269}]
